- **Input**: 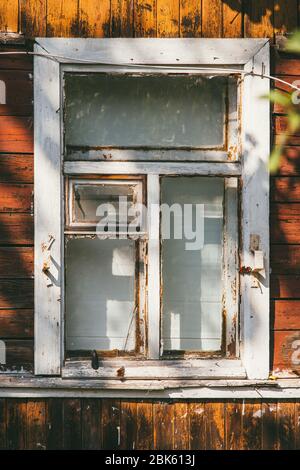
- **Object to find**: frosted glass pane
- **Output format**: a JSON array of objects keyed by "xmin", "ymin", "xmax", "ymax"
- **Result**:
[
  {"xmin": 71, "ymin": 182, "xmax": 141, "ymax": 229},
  {"xmin": 65, "ymin": 238, "xmax": 136, "ymax": 351},
  {"xmin": 65, "ymin": 74, "xmax": 226, "ymax": 148},
  {"xmin": 161, "ymin": 177, "xmax": 224, "ymax": 352}
]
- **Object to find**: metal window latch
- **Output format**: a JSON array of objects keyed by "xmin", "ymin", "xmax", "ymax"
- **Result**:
[
  {"xmin": 42, "ymin": 234, "xmax": 56, "ymax": 286},
  {"xmin": 91, "ymin": 350, "xmax": 99, "ymax": 370}
]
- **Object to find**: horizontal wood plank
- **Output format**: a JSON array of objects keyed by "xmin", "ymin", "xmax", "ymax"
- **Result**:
[
  {"xmin": 0, "ymin": 214, "xmax": 33, "ymax": 245},
  {"xmin": 0, "ymin": 339, "xmax": 34, "ymax": 369},
  {"xmin": 0, "ymin": 280, "xmax": 33, "ymax": 308},
  {"xmin": 0, "ymin": 184, "xmax": 32, "ymax": 212},
  {"xmin": 0, "ymin": 155, "xmax": 33, "ymax": 182},
  {"xmin": 274, "ymin": 147, "xmax": 300, "ymax": 176},
  {"xmin": 0, "ymin": 116, "xmax": 33, "ymax": 153},
  {"xmin": 0, "ymin": 48, "xmax": 32, "ymax": 71},
  {"xmin": 271, "ymin": 177, "xmax": 300, "ymax": 202},
  {"xmin": 271, "ymin": 203, "xmax": 300, "ymax": 243},
  {"xmin": 275, "ymin": 58, "xmax": 300, "ymax": 76},
  {"xmin": 273, "ymin": 330, "xmax": 300, "ymax": 373},
  {"xmin": 271, "ymin": 245, "xmax": 300, "ymax": 274},
  {"xmin": 271, "ymin": 275, "xmax": 300, "ymax": 299},
  {"xmin": 0, "ymin": 70, "xmax": 33, "ymax": 116},
  {"xmin": 0, "ymin": 309, "xmax": 33, "ymax": 338},
  {"xmin": 0, "ymin": 247, "xmax": 33, "ymax": 278},
  {"xmin": 272, "ymin": 300, "xmax": 300, "ymax": 330}
]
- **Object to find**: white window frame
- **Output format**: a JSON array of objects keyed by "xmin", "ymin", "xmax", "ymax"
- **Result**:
[{"xmin": 34, "ymin": 38, "xmax": 270, "ymax": 380}]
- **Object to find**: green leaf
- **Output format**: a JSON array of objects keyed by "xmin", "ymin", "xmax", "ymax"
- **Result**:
[
  {"xmin": 269, "ymin": 146, "xmax": 283, "ymax": 174},
  {"xmin": 285, "ymin": 32, "xmax": 300, "ymax": 53},
  {"xmin": 263, "ymin": 90, "xmax": 291, "ymax": 107},
  {"xmin": 287, "ymin": 110, "xmax": 300, "ymax": 133}
]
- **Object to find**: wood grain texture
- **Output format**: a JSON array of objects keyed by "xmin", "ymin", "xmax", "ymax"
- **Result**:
[
  {"xmin": 0, "ymin": 0, "xmax": 18, "ymax": 32},
  {"xmin": 180, "ymin": 0, "xmax": 201, "ymax": 38},
  {"xmin": 134, "ymin": 0, "xmax": 157, "ymax": 37},
  {"xmin": 205, "ymin": 402, "xmax": 225, "ymax": 450},
  {"xmin": 79, "ymin": 0, "xmax": 111, "ymax": 37},
  {"xmin": 273, "ymin": 330, "xmax": 300, "ymax": 371},
  {"xmin": 102, "ymin": 399, "xmax": 121, "ymax": 449},
  {"xmin": 275, "ymin": 148, "xmax": 300, "ymax": 176},
  {"xmin": 3, "ymin": 339, "xmax": 34, "ymax": 368},
  {"xmin": 6, "ymin": 399, "xmax": 27, "ymax": 449},
  {"xmin": 189, "ymin": 402, "xmax": 206, "ymax": 450},
  {"xmin": 274, "ymin": 0, "xmax": 298, "ymax": 34},
  {"xmin": 120, "ymin": 401, "xmax": 137, "ymax": 449},
  {"xmin": 20, "ymin": 0, "xmax": 47, "ymax": 37},
  {"xmin": 26, "ymin": 400, "xmax": 46, "ymax": 450},
  {"xmin": 157, "ymin": 0, "xmax": 179, "ymax": 37},
  {"xmin": 277, "ymin": 402, "xmax": 296, "ymax": 449},
  {"xmin": 226, "ymin": 401, "xmax": 242, "ymax": 449},
  {"xmin": 0, "ymin": 214, "xmax": 33, "ymax": 245},
  {"xmin": 0, "ymin": 116, "xmax": 33, "ymax": 153},
  {"xmin": 46, "ymin": 398, "xmax": 63, "ymax": 450},
  {"xmin": 244, "ymin": 0, "xmax": 274, "ymax": 38},
  {"xmin": 111, "ymin": 0, "xmax": 134, "ymax": 37},
  {"xmin": 82, "ymin": 398, "xmax": 102, "ymax": 449},
  {"xmin": 0, "ymin": 399, "xmax": 6, "ymax": 449},
  {"xmin": 271, "ymin": 244, "xmax": 300, "ymax": 274},
  {"xmin": 241, "ymin": 402, "xmax": 262, "ymax": 450},
  {"xmin": 0, "ymin": 247, "xmax": 33, "ymax": 278},
  {"xmin": 0, "ymin": 155, "xmax": 33, "ymax": 182},
  {"xmin": 62, "ymin": 399, "xmax": 82, "ymax": 449},
  {"xmin": 222, "ymin": 0, "xmax": 242, "ymax": 38},
  {"xmin": 271, "ymin": 275, "xmax": 300, "ymax": 298},
  {"xmin": 0, "ymin": 399, "xmax": 300, "ymax": 449},
  {"xmin": 0, "ymin": 71, "xmax": 33, "ymax": 116},
  {"xmin": 136, "ymin": 402, "xmax": 153, "ymax": 449},
  {"xmin": 47, "ymin": 0, "xmax": 79, "ymax": 37},
  {"xmin": 271, "ymin": 203, "xmax": 300, "ymax": 244},
  {"xmin": 273, "ymin": 300, "xmax": 300, "ymax": 330},
  {"xmin": 0, "ymin": 184, "xmax": 32, "ymax": 212},
  {"xmin": 271, "ymin": 177, "xmax": 300, "ymax": 202},
  {"xmin": 153, "ymin": 402, "xmax": 174, "ymax": 449},
  {"xmin": 0, "ymin": 280, "xmax": 33, "ymax": 309},
  {"xmin": 262, "ymin": 402, "xmax": 278, "ymax": 449},
  {"xmin": 0, "ymin": 309, "xmax": 33, "ymax": 338},
  {"xmin": 173, "ymin": 402, "xmax": 189, "ymax": 449},
  {"xmin": 202, "ymin": 0, "xmax": 222, "ymax": 37}
]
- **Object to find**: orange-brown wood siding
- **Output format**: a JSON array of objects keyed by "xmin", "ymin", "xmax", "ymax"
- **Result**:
[
  {"xmin": 0, "ymin": 398, "xmax": 298, "ymax": 450},
  {"xmin": 0, "ymin": 2, "xmax": 299, "ymax": 374}
]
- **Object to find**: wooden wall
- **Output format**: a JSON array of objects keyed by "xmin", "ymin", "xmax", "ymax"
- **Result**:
[
  {"xmin": 0, "ymin": 0, "xmax": 300, "ymax": 39},
  {"xmin": 1, "ymin": 0, "xmax": 299, "ymax": 375},
  {"xmin": 0, "ymin": 398, "xmax": 299, "ymax": 450}
]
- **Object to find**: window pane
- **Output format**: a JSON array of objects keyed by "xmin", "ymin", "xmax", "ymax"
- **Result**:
[
  {"xmin": 65, "ymin": 74, "xmax": 226, "ymax": 148},
  {"xmin": 161, "ymin": 177, "xmax": 224, "ymax": 352},
  {"xmin": 65, "ymin": 238, "xmax": 136, "ymax": 352},
  {"xmin": 69, "ymin": 180, "xmax": 142, "ymax": 229}
]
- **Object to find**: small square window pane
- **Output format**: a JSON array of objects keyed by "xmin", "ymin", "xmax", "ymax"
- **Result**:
[
  {"xmin": 161, "ymin": 177, "xmax": 224, "ymax": 352},
  {"xmin": 68, "ymin": 179, "xmax": 143, "ymax": 230},
  {"xmin": 65, "ymin": 74, "xmax": 227, "ymax": 149},
  {"xmin": 65, "ymin": 238, "xmax": 136, "ymax": 352}
]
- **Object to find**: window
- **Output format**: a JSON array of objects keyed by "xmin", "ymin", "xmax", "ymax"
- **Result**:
[{"xmin": 34, "ymin": 39, "xmax": 270, "ymax": 381}]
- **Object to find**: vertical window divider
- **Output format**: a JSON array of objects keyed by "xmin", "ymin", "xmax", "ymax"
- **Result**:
[{"xmin": 147, "ymin": 174, "xmax": 161, "ymax": 359}]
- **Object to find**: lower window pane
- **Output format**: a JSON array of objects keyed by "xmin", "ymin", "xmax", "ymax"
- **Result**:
[
  {"xmin": 65, "ymin": 238, "xmax": 136, "ymax": 353},
  {"xmin": 161, "ymin": 177, "xmax": 224, "ymax": 352}
]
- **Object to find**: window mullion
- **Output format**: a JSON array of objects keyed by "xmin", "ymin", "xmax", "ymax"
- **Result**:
[{"xmin": 147, "ymin": 174, "xmax": 161, "ymax": 359}]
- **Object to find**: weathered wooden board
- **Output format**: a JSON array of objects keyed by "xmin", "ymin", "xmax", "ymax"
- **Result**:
[
  {"xmin": 47, "ymin": 0, "xmax": 79, "ymax": 37},
  {"xmin": 0, "ymin": 116, "xmax": 33, "ymax": 153},
  {"xmin": 273, "ymin": 300, "xmax": 300, "ymax": 330},
  {"xmin": 0, "ymin": 155, "xmax": 33, "ymax": 182},
  {"xmin": 134, "ymin": 0, "xmax": 157, "ymax": 38},
  {"xmin": 271, "ymin": 203, "xmax": 300, "ymax": 243},
  {"xmin": 0, "ymin": 71, "xmax": 33, "ymax": 116},
  {"xmin": 0, "ymin": 280, "xmax": 33, "ymax": 308},
  {"xmin": 0, "ymin": 214, "xmax": 33, "ymax": 245},
  {"xmin": 20, "ymin": 0, "xmax": 47, "ymax": 38},
  {"xmin": 0, "ymin": 0, "xmax": 19, "ymax": 33},
  {"xmin": 0, "ymin": 247, "xmax": 33, "ymax": 278},
  {"xmin": 273, "ymin": 330, "xmax": 300, "ymax": 371},
  {"xmin": 271, "ymin": 245, "xmax": 300, "ymax": 274},
  {"xmin": 78, "ymin": 0, "xmax": 110, "ymax": 38},
  {"xmin": 0, "ymin": 309, "xmax": 33, "ymax": 338},
  {"xmin": 271, "ymin": 275, "xmax": 300, "ymax": 299}
]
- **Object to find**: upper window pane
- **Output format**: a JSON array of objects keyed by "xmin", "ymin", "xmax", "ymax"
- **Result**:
[{"xmin": 64, "ymin": 74, "xmax": 227, "ymax": 149}]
